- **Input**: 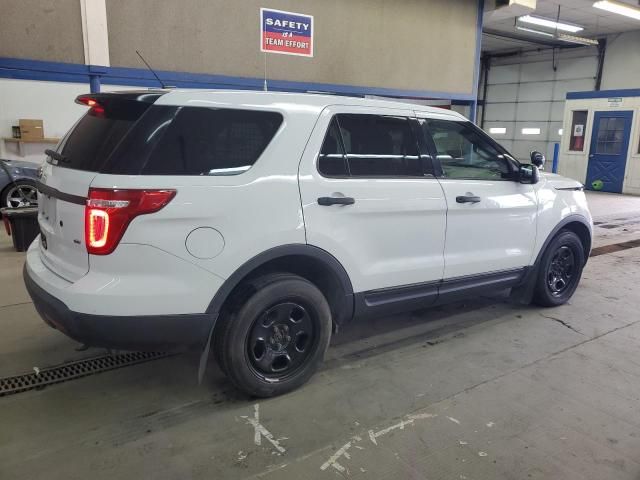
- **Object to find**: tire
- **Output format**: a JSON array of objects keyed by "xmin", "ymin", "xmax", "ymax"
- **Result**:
[
  {"xmin": 532, "ymin": 230, "xmax": 585, "ymax": 307},
  {"xmin": 215, "ymin": 273, "xmax": 332, "ymax": 397},
  {"xmin": 1, "ymin": 179, "xmax": 38, "ymax": 209}
]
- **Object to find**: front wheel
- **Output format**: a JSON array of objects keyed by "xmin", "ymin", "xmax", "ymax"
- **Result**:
[
  {"xmin": 533, "ymin": 230, "xmax": 585, "ymax": 307},
  {"xmin": 215, "ymin": 273, "xmax": 332, "ymax": 397}
]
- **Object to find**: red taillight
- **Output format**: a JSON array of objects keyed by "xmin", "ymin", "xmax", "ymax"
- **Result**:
[
  {"xmin": 76, "ymin": 96, "xmax": 105, "ymax": 114},
  {"xmin": 84, "ymin": 188, "xmax": 176, "ymax": 255}
]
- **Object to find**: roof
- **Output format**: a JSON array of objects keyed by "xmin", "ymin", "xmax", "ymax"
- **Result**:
[{"xmin": 152, "ymin": 89, "xmax": 467, "ymax": 120}]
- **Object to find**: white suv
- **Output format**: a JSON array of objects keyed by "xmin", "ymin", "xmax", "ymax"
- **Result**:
[{"xmin": 24, "ymin": 90, "xmax": 592, "ymax": 397}]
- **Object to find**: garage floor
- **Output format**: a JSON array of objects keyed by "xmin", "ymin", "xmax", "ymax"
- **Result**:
[{"xmin": 1, "ymin": 191, "xmax": 640, "ymax": 480}]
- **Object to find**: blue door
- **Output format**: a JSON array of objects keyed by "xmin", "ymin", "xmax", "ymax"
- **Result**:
[{"xmin": 586, "ymin": 110, "xmax": 633, "ymax": 193}]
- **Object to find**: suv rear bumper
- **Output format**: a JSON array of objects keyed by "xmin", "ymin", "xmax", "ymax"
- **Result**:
[{"xmin": 24, "ymin": 264, "xmax": 213, "ymax": 351}]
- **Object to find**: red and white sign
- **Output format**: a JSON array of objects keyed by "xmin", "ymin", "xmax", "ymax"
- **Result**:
[{"xmin": 260, "ymin": 8, "xmax": 313, "ymax": 57}]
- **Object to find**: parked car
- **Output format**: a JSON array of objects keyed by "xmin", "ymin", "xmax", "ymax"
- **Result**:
[
  {"xmin": 24, "ymin": 90, "xmax": 593, "ymax": 397},
  {"xmin": 0, "ymin": 158, "xmax": 39, "ymax": 208}
]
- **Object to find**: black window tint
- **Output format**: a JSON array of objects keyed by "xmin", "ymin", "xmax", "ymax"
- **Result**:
[
  {"xmin": 423, "ymin": 120, "xmax": 510, "ymax": 180},
  {"xmin": 140, "ymin": 108, "xmax": 282, "ymax": 175},
  {"xmin": 336, "ymin": 114, "xmax": 421, "ymax": 177},
  {"xmin": 58, "ymin": 99, "xmax": 151, "ymax": 172},
  {"xmin": 318, "ymin": 119, "xmax": 348, "ymax": 176}
]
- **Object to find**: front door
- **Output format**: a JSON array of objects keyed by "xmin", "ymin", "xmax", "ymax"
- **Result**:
[
  {"xmin": 418, "ymin": 115, "xmax": 538, "ymax": 279},
  {"xmin": 586, "ymin": 110, "xmax": 633, "ymax": 193},
  {"xmin": 298, "ymin": 106, "xmax": 447, "ymax": 295}
]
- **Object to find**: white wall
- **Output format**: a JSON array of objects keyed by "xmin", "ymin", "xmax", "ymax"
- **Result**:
[
  {"xmin": 481, "ymin": 47, "xmax": 599, "ymax": 162},
  {"xmin": 558, "ymin": 96, "xmax": 640, "ymax": 195},
  {"xmin": 0, "ymin": 79, "xmax": 138, "ymax": 163},
  {"xmin": 601, "ymin": 31, "xmax": 640, "ymax": 90}
]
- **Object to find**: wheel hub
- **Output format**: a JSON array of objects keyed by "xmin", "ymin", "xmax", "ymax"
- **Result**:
[
  {"xmin": 547, "ymin": 245, "xmax": 575, "ymax": 296},
  {"xmin": 269, "ymin": 324, "xmax": 291, "ymax": 351},
  {"xmin": 247, "ymin": 302, "xmax": 315, "ymax": 376}
]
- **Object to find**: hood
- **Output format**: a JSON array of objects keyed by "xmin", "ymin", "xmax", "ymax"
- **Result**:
[
  {"xmin": 0, "ymin": 158, "xmax": 41, "ymax": 178},
  {"xmin": 540, "ymin": 172, "xmax": 584, "ymax": 190}
]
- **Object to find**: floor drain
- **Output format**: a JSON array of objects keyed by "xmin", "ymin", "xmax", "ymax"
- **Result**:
[{"xmin": 0, "ymin": 351, "xmax": 174, "ymax": 397}]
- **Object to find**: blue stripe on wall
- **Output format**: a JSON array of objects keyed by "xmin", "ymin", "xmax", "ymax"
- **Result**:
[{"xmin": 0, "ymin": 56, "xmax": 476, "ymax": 102}]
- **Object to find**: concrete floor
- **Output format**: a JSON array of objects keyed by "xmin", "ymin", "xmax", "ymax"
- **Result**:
[{"xmin": 1, "ymin": 191, "xmax": 640, "ymax": 480}]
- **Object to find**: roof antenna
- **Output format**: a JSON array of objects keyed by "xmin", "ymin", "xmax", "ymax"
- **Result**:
[{"xmin": 136, "ymin": 50, "xmax": 167, "ymax": 88}]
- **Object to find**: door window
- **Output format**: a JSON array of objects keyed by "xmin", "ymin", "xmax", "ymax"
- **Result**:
[
  {"xmin": 318, "ymin": 118, "xmax": 348, "ymax": 176},
  {"xmin": 569, "ymin": 110, "xmax": 588, "ymax": 151},
  {"xmin": 422, "ymin": 119, "xmax": 511, "ymax": 180},
  {"xmin": 335, "ymin": 114, "xmax": 422, "ymax": 177},
  {"xmin": 595, "ymin": 117, "xmax": 625, "ymax": 155}
]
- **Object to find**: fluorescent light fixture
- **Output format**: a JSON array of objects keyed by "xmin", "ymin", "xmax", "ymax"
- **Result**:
[
  {"xmin": 558, "ymin": 33, "xmax": 599, "ymax": 46},
  {"xmin": 558, "ymin": 128, "xmax": 564, "ymax": 135},
  {"xmin": 518, "ymin": 15, "xmax": 584, "ymax": 32},
  {"xmin": 522, "ymin": 127, "xmax": 541, "ymax": 135},
  {"xmin": 593, "ymin": 0, "xmax": 640, "ymax": 21},
  {"xmin": 516, "ymin": 26, "xmax": 554, "ymax": 37},
  {"xmin": 489, "ymin": 127, "xmax": 507, "ymax": 134}
]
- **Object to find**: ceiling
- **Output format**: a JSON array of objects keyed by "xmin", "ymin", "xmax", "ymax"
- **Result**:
[{"xmin": 482, "ymin": 0, "xmax": 640, "ymax": 52}]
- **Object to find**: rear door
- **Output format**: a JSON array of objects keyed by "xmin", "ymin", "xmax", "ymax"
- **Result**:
[
  {"xmin": 38, "ymin": 94, "xmax": 156, "ymax": 282},
  {"xmin": 417, "ymin": 115, "xmax": 537, "ymax": 279},
  {"xmin": 298, "ymin": 106, "xmax": 447, "ymax": 296}
]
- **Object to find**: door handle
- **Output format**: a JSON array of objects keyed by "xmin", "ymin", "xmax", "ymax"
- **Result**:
[
  {"xmin": 318, "ymin": 196, "xmax": 355, "ymax": 206},
  {"xmin": 456, "ymin": 195, "xmax": 481, "ymax": 204}
]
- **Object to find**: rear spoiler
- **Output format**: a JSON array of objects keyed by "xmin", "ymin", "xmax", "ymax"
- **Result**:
[{"xmin": 75, "ymin": 90, "xmax": 167, "ymax": 107}]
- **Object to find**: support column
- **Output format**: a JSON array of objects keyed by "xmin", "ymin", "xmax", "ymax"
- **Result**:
[{"xmin": 80, "ymin": 0, "xmax": 110, "ymax": 92}]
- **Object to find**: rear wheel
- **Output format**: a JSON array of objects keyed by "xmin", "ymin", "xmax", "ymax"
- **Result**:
[
  {"xmin": 533, "ymin": 230, "xmax": 585, "ymax": 307},
  {"xmin": 2, "ymin": 180, "xmax": 38, "ymax": 208},
  {"xmin": 215, "ymin": 273, "xmax": 332, "ymax": 397}
]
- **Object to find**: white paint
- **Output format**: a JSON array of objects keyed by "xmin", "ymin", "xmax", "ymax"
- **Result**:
[
  {"xmin": 486, "ymin": 422, "xmax": 495, "ymax": 428},
  {"xmin": 478, "ymin": 451, "xmax": 488, "ymax": 457},
  {"xmin": 320, "ymin": 435, "xmax": 361, "ymax": 473},
  {"xmin": 321, "ymin": 412, "xmax": 436, "ymax": 472},
  {"xmin": 237, "ymin": 450, "xmax": 247, "ymax": 461},
  {"xmin": 33, "ymin": 367, "xmax": 40, "ymax": 376},
  {"xmin": 80, "ymin": 0, "xmax": 110, "ymax": 66},
  {"xmin": 241, "ymin": 404, "xmax": 286, "ymax": 454},
  {"xmin": 447, "ymin": 416, "xmax": 461, "ymax": 425},
  {"xmin": 459, "ymin": 440, "xmax": 468, "ymax": 445}
]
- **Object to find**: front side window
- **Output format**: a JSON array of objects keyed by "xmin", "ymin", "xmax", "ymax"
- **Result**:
[{"xmin": 422, "ymin": 120, "xmax": 510, "ymax": 180}]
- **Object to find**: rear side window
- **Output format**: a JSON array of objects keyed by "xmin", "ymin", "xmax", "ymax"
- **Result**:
[
  {"xmin": 58, "ymin": 99, "xmax": 151, "ymax": 172},
  {"xmin": 139, "ymin": 108, "xmax": 282, "ymax": 175},
  {"xmin": 317, "ymin": 114, "xmax": 422, "ymax": 178}
]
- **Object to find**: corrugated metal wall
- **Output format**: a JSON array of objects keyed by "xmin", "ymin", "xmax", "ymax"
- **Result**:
[{"xmin": 481, "ymin": 48, "xmax": 599, "ymax": 162}]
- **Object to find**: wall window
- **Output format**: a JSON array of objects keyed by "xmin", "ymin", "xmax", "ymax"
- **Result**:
[
  {"xmin": 569, "ymin": 110, "xmax": 588, "ymax": 151},
  {"xmin": 422, "ymin": 119, "xmax": 511, "ymax": 180},
  {"xmin": 595, "ymin": 117, "xmax": 625, "ymax": 155},
  {"xmin": 318, "ymin": 114, "xmax": 423, "ymax": 177}
]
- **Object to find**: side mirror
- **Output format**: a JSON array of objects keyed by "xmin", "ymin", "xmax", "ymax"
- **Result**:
[
  {"xmin": 519, "ymin": 164, "xmax": 539, "ymax": 184},
  {"xmin": 530, "ymin": 151, "xmax": 545, "ymax": 169}
]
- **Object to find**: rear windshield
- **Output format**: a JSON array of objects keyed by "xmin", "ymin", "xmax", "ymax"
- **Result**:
[{"xmin": 56, "ymin": 98, "xmax": 152, "ymax": 172}]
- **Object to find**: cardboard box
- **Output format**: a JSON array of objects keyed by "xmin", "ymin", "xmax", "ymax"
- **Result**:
[{"xmin": 18, "ymin": 119, "xmax": 44, "ymax": 141}]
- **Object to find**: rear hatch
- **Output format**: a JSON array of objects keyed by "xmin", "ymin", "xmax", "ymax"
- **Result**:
[{"xmin": 38, "ymin": 92, "xmax": 164, "ymax": 282}]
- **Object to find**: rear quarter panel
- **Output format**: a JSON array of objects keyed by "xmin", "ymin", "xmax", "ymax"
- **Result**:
[{"xmin": 90, "ymin": 102, "xmax": 322, "ymax": 281}]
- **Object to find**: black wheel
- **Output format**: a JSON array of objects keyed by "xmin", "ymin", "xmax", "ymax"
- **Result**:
[
  {"xmin": 533, "ymin": 230, "xmax": 585, "ymax": 307},
  {"xmin": 1, "ymin": 180, "xmax": 38, "ymax": 208},
  {"xmin": 215, "ymin": 273, "xmax": 332, "ymax": 397}
]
